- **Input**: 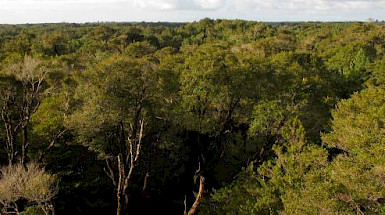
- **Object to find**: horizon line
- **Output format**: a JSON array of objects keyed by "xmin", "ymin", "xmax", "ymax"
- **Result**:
[{"xmin": 1, "ymin": 18, "xmax": 384, "ymax": 25}]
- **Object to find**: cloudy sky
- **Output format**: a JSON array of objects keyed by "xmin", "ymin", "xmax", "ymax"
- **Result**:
[{"xmin": 0, "ymin": 0, "xmax": 384, "ymax": 24}]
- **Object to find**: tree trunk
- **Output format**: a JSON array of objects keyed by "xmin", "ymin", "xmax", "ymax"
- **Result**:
[
  {"xmin": 105, "ymin": 121, "xmax": 144, "ymax": 215},
  {"xmin": 116, "ymin": 192, "xmax": 123, "ymax": 215},
  {"xmin": 4, "ymin": 122, "xmax": 15, "ymax": 165},
  {"xmin": 116, "ymin": 190, "xmax": 128, "ymax": 215},
  {"xmin": 186, "ymin": 176, "xmax": 205, "ymax": 215},
  {"xmin": 21, "ymin": 124, "xmax": 27, "ymax": 165},
  {"xmin": 7, "ymin": 138, "xmax": 14, "ymax": 165}
]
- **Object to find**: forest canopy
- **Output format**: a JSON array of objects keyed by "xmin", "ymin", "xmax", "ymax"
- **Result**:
[{"xmin": 0, "ymin": 19, "xmax": 385, "ymax": 214}]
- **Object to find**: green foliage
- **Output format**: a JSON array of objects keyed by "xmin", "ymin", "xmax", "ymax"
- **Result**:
[
  {"xmin": 1, "ymin": 20, "xmax": 385, "ymax": 214},
  {"xmin": 21, "ymin": 206, "xmax": 45, "ymax": 215},
  {"xmin": 2, "ymin": 30, "xmax": 35, "ymax": 55},
  {"xmin": 31, "ymin": 94, "xmax": 67, "ymax": 138},
  {"xmin": 322, "ymin": 86, "xmax": 385, "ymax": 213},
  {"xmin": 249, "ymin": 99, "xmax": 297, "ymax": 137},
  {"xmin": 68, "ymin": 54, "xmax": 160, "ymax": 156},
  {"xmin": 178, "ymin": 42, "xmax": 257, "ymax": 134},
  {"xmin": 203, "ymin": 118, "xmax": 330, "ymax": 214},
  {"xmin": 124, "ymin": 41, "xmax": 157, "ymax": 58},
  {"xmin": 32, "ymin": 32, "xmax": 69, "ymax": 56}
]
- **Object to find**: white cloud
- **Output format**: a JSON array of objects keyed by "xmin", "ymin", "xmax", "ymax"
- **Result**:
[
  {"xmin": 227, "ymin": 0, "xmax": 385, "ymax": 11},
  {"xmin": 0, "ymin": 0, "xmax": 385, "ymax": 23},
  {"xmin": 132, "ymin": 0, "xmax": 178, "ymax": 9},
  {"xmin": 130, "ymin": 0, "xmax": 226, "ymax": 10},
  {"xmin": 194, "ymin": 0, "xmax": 224, "ymax": 9}
]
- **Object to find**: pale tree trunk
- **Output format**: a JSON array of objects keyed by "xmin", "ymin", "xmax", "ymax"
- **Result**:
[
  {"xmin": 1, "ymin": 57, "xmax": 46, "ymax": 166},
  {"xmin": 1, "ymin": 96, "xmax": 17, "ymax": 165},
  {"xmin": 116, "ymin": 190, "xmax": 128, "ymax": 215},
  {"xmin": 5, "ymin": 123, "xmax": 15, "ymax": 165},
  {"xmin": 105, "ymin": 121, "xmax": 145, "ymax": 215},
  {"xmin": 18, "ymin": 57, "xmax": 45, "ymax": 165},
  {"xmin": 4, "ymin": 121, "xmax": 16, "ymax": 165},
  {"xmin": 116, "ymin": 194, "xmax": 122, "ymax": 215},
  {"xmin": 185, "ymin": 176, "xmax": 205, "ymax": 215},
  {"xmin": 21, "ymin": 123, "xmax": 28, "ymax": 165}
]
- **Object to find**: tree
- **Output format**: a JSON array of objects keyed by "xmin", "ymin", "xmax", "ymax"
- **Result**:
[
  {"xmin": 178, "ymin": 42, "xmax": 257, "ymax": 134},
  {"xmin": 0, "ymin": 57, "xmax": 49, "ymax": 165},
  {"xmin": 322, "ymin": 86, "xmax": 385, "ymax": 214},
  {"xmin": 68, "ymin": 54, "xmax": 160, "ymax": 215},
  {"xmin": 177, "ymin": 42, "xmax": 261, "ymax": 191},
  {"xmin": 2, "ymin": 30, "xmax": 35, "ymax": 56},
  {"xmin": 202, "ymin": 118, "xmax": 330, "ymax": 214},
  {"xmin": 108, "ymin": 27, "xmax": 145, "ymax": 53},
  {"xmin": 30, "ymin": 91, "xmax": 70, "ymax": 162},
  {"xmin": 0, "ymin": 162, "xmax": 58, "ymax": 215},
  {"xmin": 32, "ymin": 32, "xmax": 69, "ymax": 56},
  {"xmin": 124, "ymin": 41, "xmax": 157, "ymax": 58},
  {"xmin": 0, "ymin": 75, "xmax": 22, "ymax": 165}
]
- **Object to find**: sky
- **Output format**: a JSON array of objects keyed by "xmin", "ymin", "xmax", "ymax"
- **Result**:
[{"xmin": 0, "ymin": 0, "xmax": 384, "ymax": 24}]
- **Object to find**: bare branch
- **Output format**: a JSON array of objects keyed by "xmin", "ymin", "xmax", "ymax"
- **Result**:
[
  {"xmin": 104, "ymin": 158, "xmax": 117, "ymax": 188},
  {"xmin": 117, "ymin": 154, "xmax": 126, "ymax": 191},
  {"xmin": 128, "ymin": 136, "xmax": 134, "ymax": 168},
  {"xmin": 142, "ymin": 172, "xmax": 150, "ymax": 192},
  {"xmin": 184, "ymin": 195, "xmax": 188, "ymax": 215},
  {"xmin": 47, "ymin": 129, "xmax": 68, "ymax": 150},
  {"xmin": 134, "ymin": 120, "xmax": 144, "ymax": 163},
  {"xmin": 195, "ymin": 161, "xmax": 201, "ymax": 175}
]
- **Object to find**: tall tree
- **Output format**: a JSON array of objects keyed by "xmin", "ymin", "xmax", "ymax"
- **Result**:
[
  {"xmin": 69, "ymin": 54, "xmax": 160, "ymax": 215},
  {"xmin": 0, "ymin": 57, "xmax": 49, "ymax": 165},
  {"xmin": 202, "ymin": 118, "xmax": 330, "ymax": 214},
  {"xmin": 322, "ymin": 86, "xmax": 385, "ymax": 214}
]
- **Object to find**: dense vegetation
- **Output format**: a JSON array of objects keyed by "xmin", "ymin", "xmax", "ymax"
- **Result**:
[{"xmin": 1, "ymin": 19, "xmax": 385, "ymax": 214}]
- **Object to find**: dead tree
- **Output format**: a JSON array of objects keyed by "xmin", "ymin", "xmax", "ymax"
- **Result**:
[
  {"xmin": 104, "ymin": 120, "xmax": 145, "ymax": 215},
  {"xmin": 0, "ymin": 79, "xmax": 19, "ymax": 165},
  {"xmin": 12, "ymin": 57, "xmax": 48, "ymax": 165},
  {"xmin": 0, "ymin": 57, "xmax": 48, "ymax": 165}
]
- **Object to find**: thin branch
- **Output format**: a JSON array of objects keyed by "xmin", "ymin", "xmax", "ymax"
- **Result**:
[
  {"xmin": 195, "ymin": 161, "xmax": 201, "ymax": 175},
  {"xmin": 38, "ymin": 129, "xmax": 68, "ymax": 163},
  {"xmin": 47, "ymin": 129, "xmax": 68, "ymax": 150},
  {"xmin": 134, "ymin": 120, "xmax": 144, "ymax": 162},
  {"xmin": 118, "ymin": 154, "xmax": 125, "ymax": 181},
  {"xmin": 142, "ymin": 172, "xmax": 150, "ymax": 192},
  {"xmin": 184, "ymin": 195, "xmax": 188, "ymax": 215},
  {"xmin": 128, "ymin": 136, "xmax": 134, "ymax": 168},
  {"xmin": 104, "ymin": 158, "xmax": 117, "ymax": 188}
]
